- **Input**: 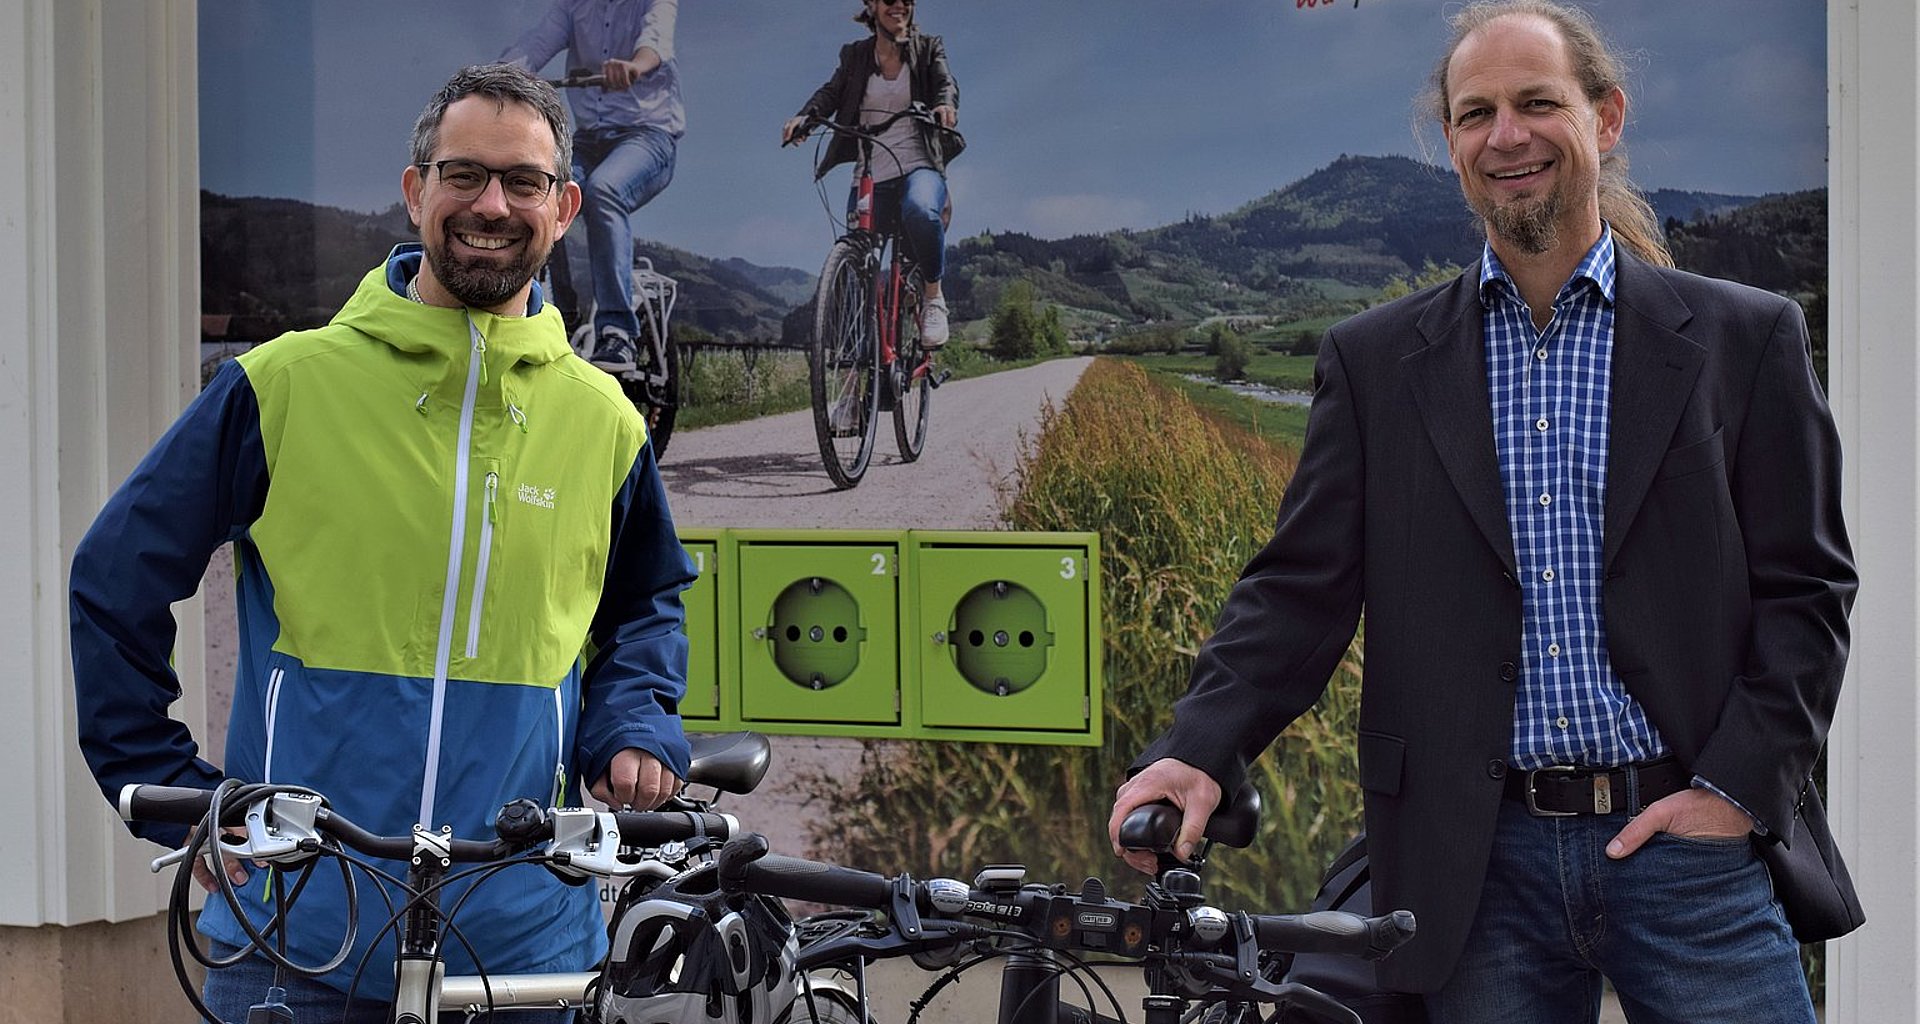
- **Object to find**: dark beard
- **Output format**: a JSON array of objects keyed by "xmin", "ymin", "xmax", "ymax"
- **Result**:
[
  {"xmin": 426, "ymin": 216, "xmax": 542, "ymax": 309},
  {"xmin": 1477, "ymin": 190, "xmax": 1562, "ymax": 257}
]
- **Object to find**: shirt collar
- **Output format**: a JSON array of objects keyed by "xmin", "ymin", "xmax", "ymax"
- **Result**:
[{"xmin": 1477, "ymin": 224, "xmax": 1618, "ymax": 309}]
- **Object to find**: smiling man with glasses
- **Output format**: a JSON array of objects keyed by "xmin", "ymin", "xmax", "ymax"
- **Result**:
[{"xmin": 71, "ymin": 62, "xmax": 695, "ymax": 1022}]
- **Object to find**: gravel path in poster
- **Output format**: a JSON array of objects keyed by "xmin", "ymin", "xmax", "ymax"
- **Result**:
[{"xmin": 661, "ymin": 356, "xmax": 1094, "ymax": 529}]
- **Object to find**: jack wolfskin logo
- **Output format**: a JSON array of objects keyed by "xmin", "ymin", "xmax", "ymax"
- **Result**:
[{"xmin": 517, "ymin": 483, "xmax": 556, "ymax": 509}]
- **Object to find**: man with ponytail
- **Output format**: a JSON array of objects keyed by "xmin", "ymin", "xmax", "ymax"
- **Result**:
[{"xmin": 1113, "ymin": 3, "xmax": 1858, "ymax": 1020}]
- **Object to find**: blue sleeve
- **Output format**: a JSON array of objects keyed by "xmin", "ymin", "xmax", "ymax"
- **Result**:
[
  {"xmin": 69, "ymin": 359, "xmax": 269, "ymax": 845},
  {"xmin": 577, "ymin": 439, "xmax": 696, "ymax": 785},
  {"xmin": 499, "ymin": 0, "xmax": 574, "ymax": 73}
]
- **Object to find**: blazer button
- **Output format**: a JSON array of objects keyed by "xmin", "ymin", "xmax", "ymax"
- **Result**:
[
  {"xmin": 1486, "ymin": 759, "xmax": 1507, "ymax": 779},
  {"xmin": 1499, "ymin": 662, "xmax": 1518, "ymax": 681}
]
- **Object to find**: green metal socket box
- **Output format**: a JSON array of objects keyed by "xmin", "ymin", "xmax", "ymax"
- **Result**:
[
  {"xmin": 908, "ymin": 533, "xmax": 1100, "ymax": 743},
  {"xmin": 678, "ymin": 536, "xmax": 721, "ymax": 720},
  {"xmin": 673, "ymin": 527, "xmax": 1101, "ymax": 745},
  {"xmin": 733, "ymin": 534, "xmax": 902, "ymax": 726}
]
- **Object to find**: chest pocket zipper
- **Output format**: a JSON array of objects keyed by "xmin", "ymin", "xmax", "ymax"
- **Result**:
[{"xmin": 465, "ymin": 472, "xmax": 500, "ymax": 660}]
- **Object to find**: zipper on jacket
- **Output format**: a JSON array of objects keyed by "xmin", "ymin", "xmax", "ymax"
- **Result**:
[
  {"xmin": 464, "ymin": 472, "xmax": 500, "ymax": 659},
  {"xmin": 420, "ymin": 318, "xmax": 488, "ymax": 829},
  {"xmin": 550, "ymin": 687, "xmax": 567, "ymax": 807},
  {"xmin": 262, "ymin": 667, "xmax": 285, "ymax": 783}
]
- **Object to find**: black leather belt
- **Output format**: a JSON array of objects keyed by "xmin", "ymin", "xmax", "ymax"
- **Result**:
[{"xmin": 1502, "ymin": 757, "xmax": 1688, "ymax": 816}]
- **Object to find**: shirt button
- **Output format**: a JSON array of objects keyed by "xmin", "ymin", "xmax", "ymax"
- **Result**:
[
  {"xmin": 1541, "ymin": 568, "xmax": 1556, "ymax": 582},
  {"xmin": 1556, "ymin": 716, "xmax": 1570, "ymax": 729},
  {"xmin": 1538, "ymin": 493, "xmax": 1552, "ymax": 507},
  {"xmin": 1535, "ymin": 347, "xmax": 1549, "ymax": 360},
  {"xmin": 1547, "ymin": 642, "xmax": 1561, "ymax": 657},
  {"xmin": 1535, "ymin": 418, "xmax": 1549, "ymax": 432}
]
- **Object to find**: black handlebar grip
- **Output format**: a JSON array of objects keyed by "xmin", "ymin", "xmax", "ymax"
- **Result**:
[
  {"xmin": 1251, "ymin": 909, "xmax": 1417, "ymax": 961},
  {"xmin": 739, "ymin": 853, "xmax": 892, "ymax": 908},
  {"xmin": 611, "ymin": 810, "xmax": 736, "ymax": 846},
  {"xmin": 119, "ymin": 784, "xmax": 218, "ymax": 825},
  {"xmin": 717, "ymin": 833, "xmax": 772, "ymax": 893}
]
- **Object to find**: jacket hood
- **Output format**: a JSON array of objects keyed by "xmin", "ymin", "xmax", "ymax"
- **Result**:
[{"xmin": 333, "ymin": 243, "xmax": 573, "ymax": 369}]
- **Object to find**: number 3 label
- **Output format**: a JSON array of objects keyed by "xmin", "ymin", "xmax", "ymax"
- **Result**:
[{"xmin": 1060, "ymin": 556, "xmax": 1077, "ymax": 580}]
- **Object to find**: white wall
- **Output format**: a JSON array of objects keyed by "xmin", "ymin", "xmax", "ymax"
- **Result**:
[
  {"xmin": 0, "ymin": 0, "xmax": 201, "ymax": 926},
  {"xmin": 1827, "ymin": 1, "xmax": 1920, "ymax": 1019}
]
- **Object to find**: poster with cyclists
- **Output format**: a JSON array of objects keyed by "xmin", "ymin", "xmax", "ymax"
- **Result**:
[{"xmin": 194, "ymin": 0, "xmax": 1829, "ymax": 948}]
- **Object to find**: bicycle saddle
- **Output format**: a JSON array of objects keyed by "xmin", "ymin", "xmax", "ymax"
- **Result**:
[
  {"xmin": 1118, "ymin": 782, "xmax": 1263, "ymax": 851},
  {"xmin": 685, "ymin": 732, "xmax": 772, "ymax": 795}
]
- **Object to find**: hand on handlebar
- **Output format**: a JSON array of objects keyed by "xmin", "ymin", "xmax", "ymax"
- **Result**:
[
  {"xmin": 930, "ymin": 104, "xmax": 957, "ymax": 130},
  {"xmin": 1109, "ymin": 758, "xmax": 1222, "ymax": 874},
  {"xmin": 600, "ymin": 57, "xmax": 651, "ymax": 91},
  {"xmin": 190, "ymin": 826, "xmax": 254, "ymax": 892},
  {"xmin": 590, "ymin": 747, "xmax": 680, "ymax": 811},
  {"xmin": 781, "ymin": 115, "xmax": 811, "ymax": 146}
]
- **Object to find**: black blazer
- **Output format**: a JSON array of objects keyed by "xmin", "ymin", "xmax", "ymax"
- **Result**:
[
  {"xmin": 1143, "ymin": 250, "xmax": 1861, "ymax": 992},
  {"xmin": 793, "ymin": 32, "xmax": 963, "ymax": 180}
]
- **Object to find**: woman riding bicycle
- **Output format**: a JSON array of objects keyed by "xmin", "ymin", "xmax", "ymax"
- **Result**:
[{"xmin": 781, "ymin": 0, "xmax": 963, "ymax": 347}]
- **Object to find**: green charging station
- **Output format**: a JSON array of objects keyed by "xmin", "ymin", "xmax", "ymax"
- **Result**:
[
  {"xmin": 910, "ymin": 534, "xmax": 1095, "ymax": 738},
  {"xmin": 734, "ymin": 533, "xmax": 901, "ymax": 726},
  {"xmin": 673, "ymin": 527, "xmax": 1101, "ymax": 747}
]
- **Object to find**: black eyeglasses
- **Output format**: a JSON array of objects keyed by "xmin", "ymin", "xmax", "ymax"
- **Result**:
[
  {"xmin": 879, "ymin": 0, "xmax": 913, "ymax": 7},
  {"xmin": 417, "ymin": 159, "xmax": 561, "ymax": 208}
]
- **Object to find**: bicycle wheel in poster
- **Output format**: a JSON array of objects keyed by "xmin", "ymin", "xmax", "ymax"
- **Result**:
[
  {"xmin": 628, "ymin": 320, "xmax": 679, "ymax": 461},
  {"xmin": 891, "ymin": 266, "xmax": 930, "ymax": 462},
  {"xmin": 810, "ymin": 240, "xmax": 880, "ymax": 489}
]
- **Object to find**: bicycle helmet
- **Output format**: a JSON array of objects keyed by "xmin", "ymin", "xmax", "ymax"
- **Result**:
[{"xmin": 592, "ymin": 864, "xmax": 801, "ymax": 1024}]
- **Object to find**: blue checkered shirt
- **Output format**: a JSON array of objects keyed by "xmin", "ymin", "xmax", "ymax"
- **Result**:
[{"xmin": 1481, "ymin": 230, "xmax": 1667, "ymax": 770}]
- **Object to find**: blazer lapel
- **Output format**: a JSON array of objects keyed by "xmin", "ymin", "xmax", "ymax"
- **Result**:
[
  {"xmin": 1603, "ymin": 253, "xmax": 1706, "ymax": 569},
  {"xmin": 1405, "ymin": 273, "xmax": 1518, "ymax": 576}
]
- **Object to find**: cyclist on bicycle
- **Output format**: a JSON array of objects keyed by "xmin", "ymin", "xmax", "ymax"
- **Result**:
[
  {"xmin": 503, "ymin": 0, "xmax": 682, "ymax": 373},
  {"xmin": 70, "ymin": 64, "xmax": 693, "ymax": 1023},
  {"xmin": 782, "ymin": 0, "xmax": 964, "ymax": 347}
]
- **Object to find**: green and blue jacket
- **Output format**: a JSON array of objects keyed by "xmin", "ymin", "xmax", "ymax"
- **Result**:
[{"xmin": 71, "ymin": 245, "xmax": 695, "ymax": 994}]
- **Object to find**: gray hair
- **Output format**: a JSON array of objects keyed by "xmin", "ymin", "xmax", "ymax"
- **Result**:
[
  {"xmin": 1422, "ymin": 0, "xmax": 1673, "ymax": 267},
  {"xmin": 410, "ymin": 63, "xmax": 572, "ymax": 180}
]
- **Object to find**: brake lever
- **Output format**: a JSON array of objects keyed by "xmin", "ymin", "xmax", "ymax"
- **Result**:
[{"xmin": 1243, "ymin": 980, "xmax": 1361, "ymax": 1024}]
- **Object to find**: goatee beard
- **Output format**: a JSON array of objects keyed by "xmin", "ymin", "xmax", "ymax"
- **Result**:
[
  {"xmin": 427, "ymin": 217, "xmax": 542, "ymax": 309},
  {"xmin": 1479, "ymin": 191, "xmax": 1562, "ymax": 257}
]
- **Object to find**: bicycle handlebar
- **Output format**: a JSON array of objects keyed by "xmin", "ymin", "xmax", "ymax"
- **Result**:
[
  {"xmin": 547, "ymin": 70, "xmax": 607, "ymax": 89},
  {"xmin": 785, "ymin": 104, "xmax": 964, "ymax": 149},
  {"xmin": 722, "ymin": 840, "xmax": 1415, "ymax": 966},
  {"xmin": 737, "ymin": 851, "xmax": 895, "ymax": 907},
  {"xmin": 118, "ymin": 783, "xmax": 739, "ymax": 875},
  {"xmin": 1253, "ymin": 909, "xmax": 1418, "ymax": 961}
]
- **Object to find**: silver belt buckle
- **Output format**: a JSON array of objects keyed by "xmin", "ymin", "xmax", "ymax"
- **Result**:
[{"xmin": 1524, "ymin": 765, "xmax": 1580, "ymax": 817}]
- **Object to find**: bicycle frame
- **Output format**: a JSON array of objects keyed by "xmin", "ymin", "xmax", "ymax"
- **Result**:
[{"xmin": 849, "ymin": 157, "xmax": 928, "ymax": 391}]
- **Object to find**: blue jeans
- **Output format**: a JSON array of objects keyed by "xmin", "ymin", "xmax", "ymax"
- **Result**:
[
  {"xmin": 553, "ymin": 125, "xmax": 677, "ymax": 339},
  {"xmin": 850, "ymin": 168, "xmax": 948, "ymax": 283},
  {"xmin": 1425, "ymin": 800, "xmax": 1813, "ymax": 1024},
  {"xmin": 202, "ymin": 942, "xmax": 575, "ymax": 1023}
]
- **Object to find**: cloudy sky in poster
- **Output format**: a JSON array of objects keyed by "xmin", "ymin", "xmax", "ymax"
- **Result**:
[{"xmin": 199, "ymin": 0, "xmax": 1827, "ymax": 272}]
